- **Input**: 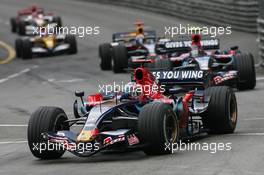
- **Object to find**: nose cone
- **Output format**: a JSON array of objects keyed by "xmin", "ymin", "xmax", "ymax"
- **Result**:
[
  {"xmin": 77, "ymin": 130, "xmax": 94, "ymax": 142},
  {"xmin": 46, "ymin": 40, "xmax": 54, "ymax": 49},
  {"xmin": 77, "ymin": 128, "xmax": 99, "ymax": 142}
]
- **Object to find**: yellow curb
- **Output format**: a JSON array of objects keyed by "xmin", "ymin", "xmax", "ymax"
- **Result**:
[{"xmin": 0, "ymin": 41, "xmax": 16, "ymax": 64}]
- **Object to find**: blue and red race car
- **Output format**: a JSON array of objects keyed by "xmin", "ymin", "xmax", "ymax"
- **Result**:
[{"xmin": 28, "ymin": 64, "xmax": 237, "ymax": 158}]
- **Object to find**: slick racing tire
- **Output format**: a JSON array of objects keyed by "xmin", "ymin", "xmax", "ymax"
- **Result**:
[
  {"xmin": 15, "ymin": 38, "xmax": 23, "ymax": 58},
  {"xmin": 234, "ymin": 53, "xmax": 256, "ymax": 90},
  {"xmin": 146, "ymin": 58, "xmax": 171, "ymax": 69},
  {"xmin": 65, "ymin": 35, "xmax": 77, "ymax": 54},
  {"xmin": 202, "ymin": 86, "xmax": 237, "ymax": 134},
  {"xmin": 21, "ymin": 39, "xmax": 32, "ymax": 59},
  {"xmin": 138, "ymin": 102, "xmax": 179, "ymax": 155},
  {"xmin": 112, "ymin": 44, "xmax": 128, "ymax": 73},
  {"xmin": 53, "ymin": 16, "xmax": 62, "ymax": 27},
  {"xmin": 28, "ymin": 107, "xmax": 69, "ymax": 159},
  {"xmin": 99, "ymin": 43, "xmax": 112, "ymax": 70},
  {"xmin": 10, "ymin": 17, "xmax": 17, "ymax": 33},
  {"xmin": 18, "ymin": 21, "xmax": 26, "ymax": 36}
]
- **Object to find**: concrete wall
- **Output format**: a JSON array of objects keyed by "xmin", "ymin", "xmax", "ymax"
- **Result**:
[
  {"xmin": 85, "ymin": 0, "xmax": 259, "ymax": 33},
  {"xmin": 258, "ymin": 0, "xmax": 264, "ymax": 65}
]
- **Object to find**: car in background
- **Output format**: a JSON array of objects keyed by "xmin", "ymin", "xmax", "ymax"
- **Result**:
[
  {"xmin": 147, "ymin": 34, "xmax": 256, "ymax": 90},
  {"xmin": 15, "ymin": 33, "xmax": 77, "ymax": 59},
  {"xmin": 10, "ymin": 5, "xmax": 62, "ymax": 35},
  {"xmin": 99, "ymin": 21, "xmax": 157, "ymax": 73}
]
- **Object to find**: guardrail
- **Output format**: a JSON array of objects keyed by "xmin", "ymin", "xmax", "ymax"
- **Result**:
[{"xmin": 86, "ymin": 0, "xmax": 259, "ymax": 33}]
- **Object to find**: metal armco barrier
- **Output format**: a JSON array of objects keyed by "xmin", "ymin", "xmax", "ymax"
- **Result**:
[
  {"xmin": 258, "ymin": 0, "xmax": 264, "ymax": 65},
  {"xmin": 86, "ymin": 0, "xmax": 259, "ymax": 33}
]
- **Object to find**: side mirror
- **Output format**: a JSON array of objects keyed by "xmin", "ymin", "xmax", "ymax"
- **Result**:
[{"xmin": 75, "ymin": 90, "xmax": 84, "ymax": 97}]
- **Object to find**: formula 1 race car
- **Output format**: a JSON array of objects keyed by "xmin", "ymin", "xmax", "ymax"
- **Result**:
[
  {"xmin": 10, "ymin": 5, "xmax": 62, "ymax": 35},
  {"xmin": 27, "ymin": 65, "xmax": 237, "ymax": 159},
  {"xmin": 99, "ymin": 21, "xmax": 156, "ymax": 73},
  {"xmin": 15, "ymin": 34, "xmax": 77, "ymax": 59},
  {"xmin": 147, "ymin": 34, "xmax": 256, "ymax": 90}
]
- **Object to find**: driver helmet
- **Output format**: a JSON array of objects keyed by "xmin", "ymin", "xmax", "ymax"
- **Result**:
[
  {"xmin": 31, "ymin": 5, "xmax": 38, "ymax": 12},
  {"xmin": 135, "ymin": 20, "xmax": 144, "ymax": 35}
]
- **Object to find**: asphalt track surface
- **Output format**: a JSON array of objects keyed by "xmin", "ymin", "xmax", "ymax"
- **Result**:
[{"xmin": 0, "ymin": 0, "xmax": 264, "ymax": 174}]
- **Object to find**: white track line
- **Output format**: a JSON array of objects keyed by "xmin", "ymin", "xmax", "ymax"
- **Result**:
[
  {"xmin": 256, "ymin": 77, "xmax": 264, "ymax": 81},
  {"xmin": 230, "ymin": 133, "xmax": 264, "ymax": 136},
  {"xmin": 0, "ymin": 124, "xmax": 27, "ymax": 127},
  {"xmin": 48, "ymin": 78, "xmax": 84, "ymax": 83},
  {"xmin": 0, "ymin": 140, "xmax": 27, "ymax": 144},
  {"xmin": 56, "ymin": 79, "xmax": 84, "ymax": 83},
  {"xmin": 0, "ymin": 65, "xmax": 38, "ymax": 84},
  {"xmin": 241, "ymin": 118, "xmax": 264, "ymax": 121}
]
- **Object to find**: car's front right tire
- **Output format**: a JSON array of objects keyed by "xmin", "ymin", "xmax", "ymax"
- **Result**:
[
  {"xmin": 138, "ymin": 102, "xmax": 179, "ymax": 155},
  {"xmin": 202, "ymin": 86, "xmax": 237, "ymax": 134},
  {"xmin": 234, "ymin": 53, "xmax": 256, "ymax": 90}
]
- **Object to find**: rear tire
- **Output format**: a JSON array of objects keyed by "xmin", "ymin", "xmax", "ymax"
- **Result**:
[
  {"xmin": 18, "ymin": 21, "xmax": 26, "ymax": 35},
  {"xmin": 10, "ymin": 17, "xmax": 17, "ymax": 33},
  {"xmin": 138, "ymin": 102, "xmax": 179, "ymax": 155},
  {"xmin": 202, "ymin": 86, "xmax": 237, "ymax": 134},
  {"xmin": 15, "ymin": 38, "xmax": 23, "ymax": 58},
  {"xmin": 234, "ymin": 53, "xmax": 256, "ymax": 90},
  {"xmin": 21, "ymin": 39, "xmax": 32, "ymax": 59},
  {"xmin": 112, "ymin": 44, "xmax": 128, "ymax": 73},
  {"xmin": 65, "ymin": 35, "xmax": 77, "ymax": 54},
  {"xmin": 27, "ymin": 107, "xmax": 69, "ymax": 159},
  {"xmin": 99, "ymin": 43, "xmax": 112, "ymax": 70}
]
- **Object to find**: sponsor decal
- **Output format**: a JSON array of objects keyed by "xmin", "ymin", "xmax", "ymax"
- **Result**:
[
  {"xmin": 103, "ymin": 135, "xmax": 125, "ymax": 146},
  {"xmin": 152, "ymin": 70, "xmax": 204, "ymax": 80},
  {"xmin": 103, "ymin": 136, "xmax": 112, "ymax": 145},
  {"xmin": 214, "ymin": 71, "xmax": 237, "ymax": 84},
  {"xmin": 165, "ymin": 39, "xmax": 219, "ymax": 49}
]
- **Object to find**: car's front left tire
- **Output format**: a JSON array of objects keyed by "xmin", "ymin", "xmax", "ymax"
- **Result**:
[
  {"xmin": 21, "ymin": 39, "xmax": 32, "ymax": 59},
  {"xmin": 28, "ymin": 107, "xmax": 69, "ymax": 159},
  {"xmin": 15, "ymin": 38, "xmax": 23, "ymax": 58}
]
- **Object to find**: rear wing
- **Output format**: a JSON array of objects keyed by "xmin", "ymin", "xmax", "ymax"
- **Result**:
[
  {"xmin": 112, "ymin": 30, "xmax": 156, "ymax": 42},
  {"xmin": 156, "ymin": 37, "xmax": 220, "ymax": 54},
  {"xmin": 151, "ymin": 70, "xmax": 208, "ymax": 87}
]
